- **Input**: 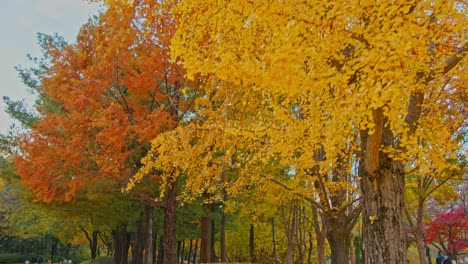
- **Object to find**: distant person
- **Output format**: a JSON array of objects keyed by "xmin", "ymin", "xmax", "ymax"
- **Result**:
[
  {"xmin": 437, "ymin": 252, "xmax": 445, "ymax": 264},
  {"xmin": 442, "ymin": 256, "xmax": 451, "ymax": 264}
]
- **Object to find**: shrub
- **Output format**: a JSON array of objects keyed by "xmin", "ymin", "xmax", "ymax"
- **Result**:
[{"xmin": 0, "ymin": 253, "xmax": 26, "ymax": 264}]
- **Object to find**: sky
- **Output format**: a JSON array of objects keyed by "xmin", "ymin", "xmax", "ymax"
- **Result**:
[{"xmin": 0, "ymin": 0, "xmax": 101, "ymax": 134}]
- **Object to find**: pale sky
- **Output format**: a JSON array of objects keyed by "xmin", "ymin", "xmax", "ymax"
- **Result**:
[{"xmin": 0, "ymin": 0, "xmax": 101, "ymax": 134}]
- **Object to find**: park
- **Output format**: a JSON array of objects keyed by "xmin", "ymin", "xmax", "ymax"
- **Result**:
[{"xmin": 0, "ymin": 0, "xmax": 467, "ymax": 263}]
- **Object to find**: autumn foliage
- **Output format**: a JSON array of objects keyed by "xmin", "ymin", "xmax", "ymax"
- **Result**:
[
  {"xmin": 5, "ymin": 0, "xmax": 468, "ymax": 264},
  {"xmin": 425, "ymin": 206, "xmax": 468, "ymax": 255},
  {"xmin": 15, "ymin": 0, "xmax": 188, "ymax": 202}
]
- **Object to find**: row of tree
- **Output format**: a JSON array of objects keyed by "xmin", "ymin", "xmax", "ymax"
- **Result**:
[{"xmin": 1, "ymin": 0, "xmax": 467, "ymax": 264}]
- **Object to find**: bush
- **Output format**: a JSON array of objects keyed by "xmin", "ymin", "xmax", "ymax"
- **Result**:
[
  {"xmin": 79, "ymin": 256, "xmax": 112, "ymax": 264},
  {"xmin": 0, "ymin": 253, "xmax": 26, "ymax": 264}
]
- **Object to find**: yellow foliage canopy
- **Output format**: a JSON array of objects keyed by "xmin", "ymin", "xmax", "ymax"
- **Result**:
[{"xmin": 133, "ymin": 0, "xmax": 467, "ymax": 200}]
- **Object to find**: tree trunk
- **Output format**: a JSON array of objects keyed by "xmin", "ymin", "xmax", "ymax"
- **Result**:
[
  {"xmin": 311, "ymin": 207, "xmax": 327, "ymax": 264},
  {"xmin": 361, "ymin": 166, "xmax": 406, "ymax": 264},
  {"xmin": 193, "ymin": 240, "xmax": 199, "ymax": 264},
  {"xmin": 271, "ymin": 218, "xmax": 278, "ymax": 264},
  {"xmin": 163, "ymin": 180, "xmax": 178, "ymax": 264},
  {"xmin": 187, "ymin": 240, "xmax": 193, "ymax": 264},
  {"xmin": 307, "ymin": 231, "xmax": 313, "ymax": 264},
  {"xmin": 211, "ymin": 219, "xmax": 216, "ymax": 261},
  {"xmin": 144, "ymin": 205, "xmax": 154, "ymax": 264},
  {"xmin": 200, "ymin": 204, "xmax": 212, "ymax": 263},
  {"xmin": 249, "ymin": 224, "xmax": 256, "ymax": 263},
  {"xmin": 360, "ymin": 109, "xmax": 407, "ymax": 264},
  {"xmin": 50, "ymin": 237, "xmax": 59, "ymax": 262},
  {"xmin": 349, "ymin": 237, "xmax": 356, "ymax": 264},
  {"xmin": 81, "ymin": 227, "xmax": 99, "ymax": 260},
  {"xmin": 180, "ymin": 240, "xmax": 185, "ymax": 264},
  {"xmin": 156, "ymin": 236, "xmax": 164, "ymax": 264},
  {"xmin": 326, "ymin": 229, "xmax": 352, "ymax": 264},
  {"xmin": 416, "ymin": 233, "xmax": 429, "ymax": 264},
  {"xmin": 281, "ymin": 205, "xmax": 295, "ymax": 264},
  {"xmin": 113, "ymin": 224, "xmax": 130, "ymax": 264},
  {"xmin": 153, "ymin": 234, "xmax": 158, "ymax": 264},
  {"xmin": 177, "ymin": 241, "xmax": 182, "ymax": 264},
  {"xmin": 132, "ymin": 213, "xmax": 145, "ymax": 264},
  {"xmin": 220, "ymin": 208, "xmax": 227, "ymax": 262},
  {"xmin": 295, "ymin": 206, "xmax": 306, "ymax": 264},
  {"xmin": 415, "ymin": 198, "xmax": 430, "ymax": 264}
]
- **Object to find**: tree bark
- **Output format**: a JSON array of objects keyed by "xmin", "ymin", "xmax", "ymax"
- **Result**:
[
  {"xmin": 156, "ymin": 236, "xmax": 164, "ymax": 264},
  {"xmin": 307, "ymin": 231, "xmax": 313, "ymax": 264},
  {"xmin": 211, "ymin": 219, "xmax": 216, "ymax": 261},
  {"xmin": 163, "ymin": 180, "xmax": 178, "ymax": 264},
  {"xmin": 200, "ymin": 204, "xmax": 212, "ymax": 263},
  {"xmin": 326, "ymin": 228, "xmax": 352, "ymax": 264},
  {"xmin": 144, "ymin": 205, "xmax": 154, "ymax": 264},
  {"xmin": 249, "ymin": 224, "xmax": 256, "ymax": 263},
  {"xmin": 187, "ymin": 240, "xmax": 193, "ymax": 264},
  {"xmin": 180, "ymin": 240, "xmax": 185, "ymax": 264},
  {"xmin": 113, "ymin": 224, "xmax": 130, "ymax": 264},
  {"xmin": 312, "ymin": 207, "xmax": 327, "ymax": 264},
  {"xmin": 80, "ymin": 227, "xmax": 99, "ymax": 260},
  {"xmin": 177, "ymin": 241, "xmax": 182, "ymax": 264},
  {"xmin": 361, "ymin": 166, "xmax": 406, "ymax": 264},
  {"xmin": 132, "ymin": 213, "xmax": 145, "ymax": 264},
  {"xmin": 50, "ymin": 237, "xmax": 59, "ymax": 262},
  {"xmin": 281, "ymin": 205, "xmax": 295, "ymax": 264},
  {"xmin": 220, "ymin": 208, "xmax": 227, "ymax": 262},
  {"xmin": 360, "ymin": 109, "xmax": 407, "ymax": 264},
  {"xmin": 193, "ymin": 240, "xmax": 199, "ymax": 264}
]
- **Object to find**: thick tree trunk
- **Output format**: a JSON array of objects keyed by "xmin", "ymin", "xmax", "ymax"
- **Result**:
[
  {"xmin": 360, "ymin": 109, "xmax": 407, "ymax": 264},
  {"xmin": 326, "ymin": 229, "xmax": 352, "ymax": 264},
  {"xmin": 200, "ymin": 204, "xmax": 212, "ymax": 263},
  {"xmin": 144, "ymin": 205, "xmax": 154, "ymax": 264},
  {"xmin": 211, "ymin": 219, "xmax": 216, "ymax": 261},
  {"xmin": 163, "ymin": 180, "xmax": 178, "ymax": 264},
  {"xmin": 113, "ymin": 224, "xmax": 130, "ymax": 264},
  {"xmin": 361, "ymin": 166, "xmax": 406, "ymax": 264}
]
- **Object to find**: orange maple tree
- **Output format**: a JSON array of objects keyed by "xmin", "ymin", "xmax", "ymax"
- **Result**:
[
  {"xmin": 15, "ymin": 1, "xmax": 192, "ymax": 263},
  {"xmin": 16, "ymin": 0, "xmax": 187, "ymax": 201}
]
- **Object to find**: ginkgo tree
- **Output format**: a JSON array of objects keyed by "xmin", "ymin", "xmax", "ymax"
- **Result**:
[{"xmin": 141, "ymin": 0, "xmax": 467, "ymax": 263}]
